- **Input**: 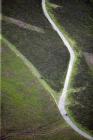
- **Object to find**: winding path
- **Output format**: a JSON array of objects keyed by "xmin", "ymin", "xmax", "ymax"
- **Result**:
[{"xmin": 42, "ymin": 0, "xmax": 93, "ymax": 140}]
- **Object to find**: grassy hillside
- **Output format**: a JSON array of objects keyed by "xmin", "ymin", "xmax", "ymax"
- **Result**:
[
  {"xmin": 2, "ymin": 0, "xmax": 69, "ymax": 94},
  {"xmin": 47, "ymin": 0, "xmax": 93, "ymax": 135},
  {"xmin": 1, "ymin": 38, "xmax": 86, "ymax": 140}
]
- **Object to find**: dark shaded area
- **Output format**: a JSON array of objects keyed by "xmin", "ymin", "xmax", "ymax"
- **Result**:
[
  {"xmin": 2, "ymin": 0, "xmax": 69, "ymax": 92},
  {"xmin": 49, "ymin": 0, "xmax": 93, "ymax": 52},
  {"xmin": 69, "ymin": 57, "xmax": 93, "ymax": 131}
]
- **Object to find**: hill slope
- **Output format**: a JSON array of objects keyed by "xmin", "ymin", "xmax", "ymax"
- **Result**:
[{"xmin": 1, "ymin": 38, "xmax": 86, "ymax": 140}]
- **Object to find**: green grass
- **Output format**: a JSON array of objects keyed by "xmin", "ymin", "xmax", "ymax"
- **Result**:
[
  {"xmin": 2, "ymin": 0, "xmax": 69, "ymax": 94},
  {"xmin": 1, "ymin": 38, "xmax": 61, "ymax": 130},
  {"xmin": 47, "ymin": 0, "xmax": 93, "ymax": 135},
  {"xmin": 1, "ymin": 38, "xmax": 86, "ymax": 140}
]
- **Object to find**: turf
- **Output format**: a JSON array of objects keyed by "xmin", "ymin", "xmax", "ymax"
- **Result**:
[
  {"xmin": 2, "ymin": 0, "xmax": 69, "ymax": 93},
  {"xmin": 47, "ymin": 0, "xmax": 93, "ymax": 135},
  {"xmin": 1, "ymin": 38, "xmax": 86, "ymax": 140}
]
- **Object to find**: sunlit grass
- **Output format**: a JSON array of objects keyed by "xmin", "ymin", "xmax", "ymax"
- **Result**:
[{"xmin": 1, "ymin": 38, "xmax": 86, "ymax": 140}]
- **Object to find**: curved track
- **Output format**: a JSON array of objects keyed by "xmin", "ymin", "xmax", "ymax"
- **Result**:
[{"xmin": 42, "ymin": 0, "xmax": 93, "ymax": 139}]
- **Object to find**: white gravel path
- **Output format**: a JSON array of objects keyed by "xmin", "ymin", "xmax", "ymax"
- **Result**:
[{"xmin": 42, "ymin": 0, "xmax": 93, "ymax": 139}]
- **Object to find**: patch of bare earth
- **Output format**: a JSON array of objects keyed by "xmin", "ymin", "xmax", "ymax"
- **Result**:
[{"xmin": 84, "ymin": 52, "xmax": 93, "ymax": 70}]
